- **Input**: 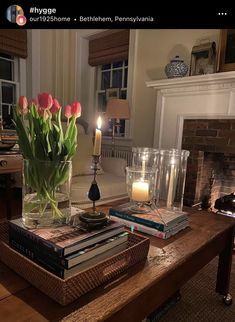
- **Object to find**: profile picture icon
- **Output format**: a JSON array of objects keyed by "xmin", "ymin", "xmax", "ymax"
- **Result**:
[
  {"xmin": 6, "ymin": 5, "xmax": 26, "ymax": 25},
  {"xmin": 16, "ymin": 15, "xmax": 27, "ymax": 26}
]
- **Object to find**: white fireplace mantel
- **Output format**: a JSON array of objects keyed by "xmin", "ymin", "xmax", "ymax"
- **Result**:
[{"xmin": 146, "ymin": 71, "xmax": 235, "ymax": 149}]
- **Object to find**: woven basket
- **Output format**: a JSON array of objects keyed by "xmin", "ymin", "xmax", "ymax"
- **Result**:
[{"xmin": 0, "ymin": 221, "xmax": 149, "ymax": 305}]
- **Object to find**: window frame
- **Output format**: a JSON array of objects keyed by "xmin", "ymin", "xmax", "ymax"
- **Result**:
[
  {"xmin": 0, "ymin": 54, "xmax": 20, "ymax": 129},
  {"xmin": 96, "ymin": 60, "xmax": 128, "ymax": 137}
]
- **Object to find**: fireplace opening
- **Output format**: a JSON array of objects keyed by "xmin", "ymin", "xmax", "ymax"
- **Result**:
[{"xmin": 182, "ymin": 119, "xmax": 235, "ymax": 213}]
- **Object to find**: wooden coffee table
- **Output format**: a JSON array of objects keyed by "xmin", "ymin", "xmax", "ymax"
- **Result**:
[{"xmin": 0, "ymin": 201, "xmax": 234, "ymax": 322}]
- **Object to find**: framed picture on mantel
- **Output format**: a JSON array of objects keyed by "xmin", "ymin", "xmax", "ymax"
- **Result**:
[
  {"xmin": 190, "ymin": 42, "xmax": 216, "ymax": 75},
  {"xmin": 218, "ymin": 29, "xmax": 235, "ymax": 72}
]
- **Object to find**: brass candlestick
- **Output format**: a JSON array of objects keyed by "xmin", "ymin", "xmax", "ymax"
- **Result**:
[{"xmin": 79, "ymin": 155, "xmax": 108, "ymax": 229}]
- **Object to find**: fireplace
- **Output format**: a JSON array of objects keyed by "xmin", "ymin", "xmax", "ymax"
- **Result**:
[
  {"xmin": 182, "ymin": 119, "xmax": 235, "ymax": 209},
  {"xmin": 146, "ymin": 71, "xmax": 235, "ymax": 210}
]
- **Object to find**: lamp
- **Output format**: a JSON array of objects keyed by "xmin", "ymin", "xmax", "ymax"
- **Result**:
[{"xmin": 106, "ymin": 99, "xmax": 130, "ymax": 156}]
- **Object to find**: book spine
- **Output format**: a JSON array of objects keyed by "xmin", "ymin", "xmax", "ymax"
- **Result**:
[
  {"xmin": 9, "ymin": 227, "xmax": 68, "ymax": 268},
  {"xmin": 109, "ymin": 208, "xmax": 166, "ymax": 232},
  {"xmin": 8, "ymin": 223, "xmax": 64, "ymax": 257},
  {"xmin": 66, "ymin": 232, "xmax": 128, "ymax": 268},
  {"xmin": 111, "ymin": 216, "xmax": 169, "ymax": 239},
  {"xmin": 9, "ymin": 238, "xmax": 66, "ymax": 278}
]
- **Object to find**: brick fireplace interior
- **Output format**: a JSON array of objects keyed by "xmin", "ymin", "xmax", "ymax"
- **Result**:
[{"xmin": 182, "ymin": 119, "xmax": 235, "ymax": 210}]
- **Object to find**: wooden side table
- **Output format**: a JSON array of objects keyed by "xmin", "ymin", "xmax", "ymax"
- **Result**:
[{"xmin": 0, "ymin": 151, "xmax": 22, "ymax": 219}]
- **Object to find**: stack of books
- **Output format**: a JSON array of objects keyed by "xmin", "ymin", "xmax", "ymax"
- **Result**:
[
  {"xmin": 8, "ymin": 218, "xmax": 128, "ymax": 279},
  {"xmin": 109, "ymin": 203, "xmax": 189, "ymax": 239}
]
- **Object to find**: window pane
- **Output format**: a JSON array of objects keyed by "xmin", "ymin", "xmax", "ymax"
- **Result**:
[
  {"xmin": 2, "ymin": 104, "xmax": 14, "ymax": 129},
  {"xmin": 112, "ymin": 120, "xmax": 125, "ymax": 136},
  {"xmin": 97, "ymin": 92, "xmax": 106, "ymax": 112},
  {"xmin": 112, "ymin": 70, "xmax": 122, "ymax": 88},
  {"xmin": 102, "ymin": 64, "xmax": 111, "ymax": 71},
  {"xmin": 1, "ymin": 83, "xmax": 15, "ymax": 129},
  {"xmin": 0, "ymin": 59, "xmax": 12, "ymax": 80},
  {"xmin": 2, "ymin": 83, "xmax": 15, "ymax": 104},
  {"xmin": 120, "ymin": 90, "xmax": 127, "ymax": 99},
  {"xmin": 119, "ymin": 120, "xmax": 125, "ymax": 136},
  {"xmin": 101, "ymin": 71, "xmax": 110, "ymax": 90},
  {"xmin": 97, "ymin": 59, "xmax": 128, "ymax": 137},
  {"xmin": 124, "ymin": 68, "xmax": 128, "ymax": 88},
  {"xmin": 105, "ymin": 119, "xmax": 113, "ymax": 137},
  {"xmin": 113, "ymin": 61, "xmax": 122, "ymax": 68}
]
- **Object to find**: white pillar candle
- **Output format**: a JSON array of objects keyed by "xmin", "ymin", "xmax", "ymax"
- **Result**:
[
  {"xmin": 132, "ymin": 181, "xmax": 150, "ymax": 202},
  {"xmin": 93, "ymin": 116, "xmax": 102, "ymax": 156}
]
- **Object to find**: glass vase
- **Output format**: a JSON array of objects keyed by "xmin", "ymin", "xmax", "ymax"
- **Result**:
[
  {"xmin": 156, "ymin": 149, "xmax": 190, "ymax": 211},
  {"xmin": 22, "ymin": 159, "xmax": 72, "ymax": 229}
]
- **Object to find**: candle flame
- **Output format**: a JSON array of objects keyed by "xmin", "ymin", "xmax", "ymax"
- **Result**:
[
  {"xmin": 97, "ymin": 116, "xmax": 102, "ymax": 129},
  {"xmin": 142, "ymin": 153, "xmax": 147, "ymax": 161}
]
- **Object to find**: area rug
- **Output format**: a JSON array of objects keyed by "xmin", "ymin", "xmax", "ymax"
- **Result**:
[{"xmin": 158, "ymin": 256, "xmax": 235, "ymax": 322}]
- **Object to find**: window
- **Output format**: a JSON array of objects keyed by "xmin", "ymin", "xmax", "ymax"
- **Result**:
[
  {"xmin": 0, "ymin": 53, "xmax": 19, "ymax": 129},
  {"xmin": 96, "ymin": 60, "xmax": 128, "ymax": 136}
]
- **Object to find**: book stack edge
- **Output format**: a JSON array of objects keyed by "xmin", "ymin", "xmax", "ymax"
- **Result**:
[
  {"xmin": 109, "ymin": 203, "xmax": 189, "ymax": 239},
  {"xmin": 0, "ymin": 220, "xmax": 150, "ymax": 305},
  {"xmin": 8, "ymin": 218, "xmax": 129, "ymax": 279}
]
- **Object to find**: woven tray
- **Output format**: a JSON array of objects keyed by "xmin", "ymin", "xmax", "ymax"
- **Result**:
[{"xmin": 0, "ymin": 221, "xmax": 149, "ymax": 306}]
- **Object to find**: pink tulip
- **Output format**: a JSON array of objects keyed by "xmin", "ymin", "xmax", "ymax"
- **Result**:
[
  {"xmin": 37, "ymin": 106, "xmax": 44, "ymax": 117},
  {"xmin": 44, "ymin": 110, "xmax": 50, "ymax": 120},
  {"xmin": 38, "ymin": 93, "xmax": 53, "ymax": 109},
  {"xmin": 50, "ymin": 98, "xmax": 61, "ymax": 114},
  {"xmin": 29, "ymin": 98, "xmax": 38, "ymax": 107},
  {"xmin": 18, "ymin": 96, "xmax": 28, "ymax": 114},
  {"xmin": 38, "ymin": 107, "xmax": 50, "ymax": 120},
  {"xmin": 71, "ymin": 101, "xmax": 81, "ymax": 118},
  {"xmin": 64, "ymin": 105, "xmax": 72, "ymax": 119}
]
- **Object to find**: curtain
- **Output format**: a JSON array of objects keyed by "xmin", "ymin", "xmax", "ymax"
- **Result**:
[
  {"xmin": 0, "ymin": 29, "xmax": 27, "ymax": 58},
  {"xmin": 88, "ymin": 30, "xmax": 129, "ymax": 66}
]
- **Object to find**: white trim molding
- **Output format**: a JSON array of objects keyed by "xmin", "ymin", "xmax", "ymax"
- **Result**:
[
  {"xmin": 146, "ymin": 71, "xmax": 235, "ymax": 149},
  {"xmin": 19, "ymin": 58, "xmax": 26, "ymax": 96},
  {"xmin": 126, "ymin": 29, "xmax": 138, "ymax": 139},
  {"xmin": 146, "ymin": 71, "xmax": 235, "ymax": 90}
]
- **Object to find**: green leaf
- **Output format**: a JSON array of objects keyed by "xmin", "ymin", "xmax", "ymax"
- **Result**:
[{"xmin": 13, "ymin": 110, "xmax": 34, "ymax": 159}]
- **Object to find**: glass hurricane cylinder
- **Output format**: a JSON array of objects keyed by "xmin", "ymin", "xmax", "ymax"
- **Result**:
[
  {"xmin": 132, "ymin": 147, "xmax": 160, "ymax": 201},
  {"xmin": 132, "ymin": 147, "xmax": 159, "ymax": 169},
  {"xmin": 157, "ymin": 149, "xmax": 190, "ymax": 211},
  {"xmin": 126, "ymin": 166, "xmax": 157, "ymax": 213},
  {"xmin": 22, "ymin": 159, "xmax": 72, "ymax": 229}
]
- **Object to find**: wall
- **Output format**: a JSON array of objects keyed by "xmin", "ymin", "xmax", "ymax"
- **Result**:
[
  {"xmin": 28, "ymin": 29, "xmax": 77, "ymax": 106},
  {"xmin": 39, "ymin": 29, "xmax": 53, "ymax": 95},
  {"xmin": 27, "ymin": 29, "xmax": 105, "ymax": 127},
  {"xmin": 27, "ymin": 29, "xmax": 220, "ymax": 146},
  {"xmin": 132, "ymin": 29, "xmax": 219, "ymax": 146}
]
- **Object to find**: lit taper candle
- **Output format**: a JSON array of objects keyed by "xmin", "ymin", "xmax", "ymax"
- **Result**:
[{"xmin": 93, "ymin": 116, "xmax": 102, "ymax": 156}]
